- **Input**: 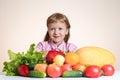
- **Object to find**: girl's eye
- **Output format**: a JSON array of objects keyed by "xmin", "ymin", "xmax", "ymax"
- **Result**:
[
  {"xmin": 59, "ymin": 28, "xmax": 62, "ymax": 30},
  {"xmin": 50, "ymin": 28, "xmax": 55, "ymax": 31}
]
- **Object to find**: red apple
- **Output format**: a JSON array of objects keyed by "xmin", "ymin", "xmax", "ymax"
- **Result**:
[
  {"xmin": 61, "ymin": 64, "xmax": 72, "ymax": 73},
  {"xmin": 47, "ymin": 63, "xmax": 62, "ymax": 78},
  {"xmin": 46, "ymin": 50, "xmax": 64, "ymax": 64}
]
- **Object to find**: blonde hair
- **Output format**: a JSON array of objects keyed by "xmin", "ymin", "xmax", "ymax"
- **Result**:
[{"xmin": 44, "ymin": 13, "xmax": 71, "ymax": 42}]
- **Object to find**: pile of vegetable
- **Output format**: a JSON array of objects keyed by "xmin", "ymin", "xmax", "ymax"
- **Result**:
[
  {"xmin": 2, "ymin": 44, "xmax": 115, "ymax": 78},
  {"xmin": 2, "ymin": 44, "xmax": 44, "ymax": 76}
]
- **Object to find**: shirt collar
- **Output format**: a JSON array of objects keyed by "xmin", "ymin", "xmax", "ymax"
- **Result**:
[{"xmin": 49, "ymin": 40, "xmax": 66, "ymax": 50}]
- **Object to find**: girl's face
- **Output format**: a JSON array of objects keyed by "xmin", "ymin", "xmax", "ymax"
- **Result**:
[{"xmin": 48, "ymin": 21, "xmax": 68, "ymax": 46}]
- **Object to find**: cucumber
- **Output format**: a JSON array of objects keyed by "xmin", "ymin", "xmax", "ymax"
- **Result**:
[
  {"xmin": 62, "ymin": 70, "xmax": 83, "ymax": 77},
  {"xmin": 28, "ymin": 70, "xmax": 46, "ymax": 78}
]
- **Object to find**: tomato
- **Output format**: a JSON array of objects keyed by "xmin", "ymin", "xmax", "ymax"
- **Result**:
[
  {"xmin": 102, "ymin": 64, "xmax": 115, "ymax": 76},
  {"xmin": 61, "ymin": 64, "xmax": 72, "ymax": 73},
  {"xmin": 17, "ymin": 64, "xmax": 29, "ymax": 77},
  {"xmin": 47, "ymin": 63, "xmax": 62, "ymax": 78},
  {"xmin": 84, "ymin": 65, "xmax": 101, "ymax": 78}
]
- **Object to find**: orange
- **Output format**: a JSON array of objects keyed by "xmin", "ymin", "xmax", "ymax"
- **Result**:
[
  {"xmin": 72, "ymin": 64, "xmax": 86, "ymax": 72},
  {"xmin": 65, "ymin": 52, "xmax": 80, "ymax": 66},
  {"xmin": 76, "ymin": 46, "xmax": 116, "ymax": 68}
]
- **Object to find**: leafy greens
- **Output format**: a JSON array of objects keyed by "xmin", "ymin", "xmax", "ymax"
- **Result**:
[{"xmin": 2, "ymin": 43, "xmax": 44, "ymax": 76}]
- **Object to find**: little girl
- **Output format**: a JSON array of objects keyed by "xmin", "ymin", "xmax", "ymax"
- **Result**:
[{"xmin": 35, "ymin": 13, "xmax": 77, "ymax": 55}]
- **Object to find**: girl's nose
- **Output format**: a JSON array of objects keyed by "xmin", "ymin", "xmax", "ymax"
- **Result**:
[{"xmin": 54, "ymin": 29, "xmax": 59, "ymax": 34}]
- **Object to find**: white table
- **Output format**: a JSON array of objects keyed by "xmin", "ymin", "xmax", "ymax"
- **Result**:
[{"xmin": 0, "ymin": 71, "xmax": 120, "ymax": 80}]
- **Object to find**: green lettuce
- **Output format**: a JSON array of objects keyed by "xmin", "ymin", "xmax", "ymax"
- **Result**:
[{"xmin": 2, "ymin": 43, "xmax": 44, "ymax": 76}]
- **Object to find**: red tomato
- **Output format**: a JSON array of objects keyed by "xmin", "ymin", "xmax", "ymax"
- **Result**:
[
  {"xmin": 102, "ymin": 64, "xmax": 115, "ymax": 76},
  {"xmin": 61, "ymin": 64, "xmax": 72, "ymax": 73},
  {"xmin": 47, "ymin": 63, "xmax": 62, "ymax": 78},
  {"xmin": 84, "ymin": 65, "xmax": 101, "ymax": 78},
  {"xmin": 17, "ymin": 64, "xmax": 29, "ymax": 77}
]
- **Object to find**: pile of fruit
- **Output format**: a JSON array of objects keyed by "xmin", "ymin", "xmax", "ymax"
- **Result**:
[{"xmin": 3, "ymin": 44, "xmax": 116, "ymax": 78}]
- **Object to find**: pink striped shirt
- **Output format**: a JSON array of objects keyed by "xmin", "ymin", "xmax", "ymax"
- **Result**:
[{"xmin": 35, "ymin": 41, "xmax": 77, "ymax": 53}]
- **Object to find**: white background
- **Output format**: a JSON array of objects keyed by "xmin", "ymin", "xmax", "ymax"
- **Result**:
[{"xmin": 0, "ymin": 0, "xmax": 120, "ymax": 71}]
